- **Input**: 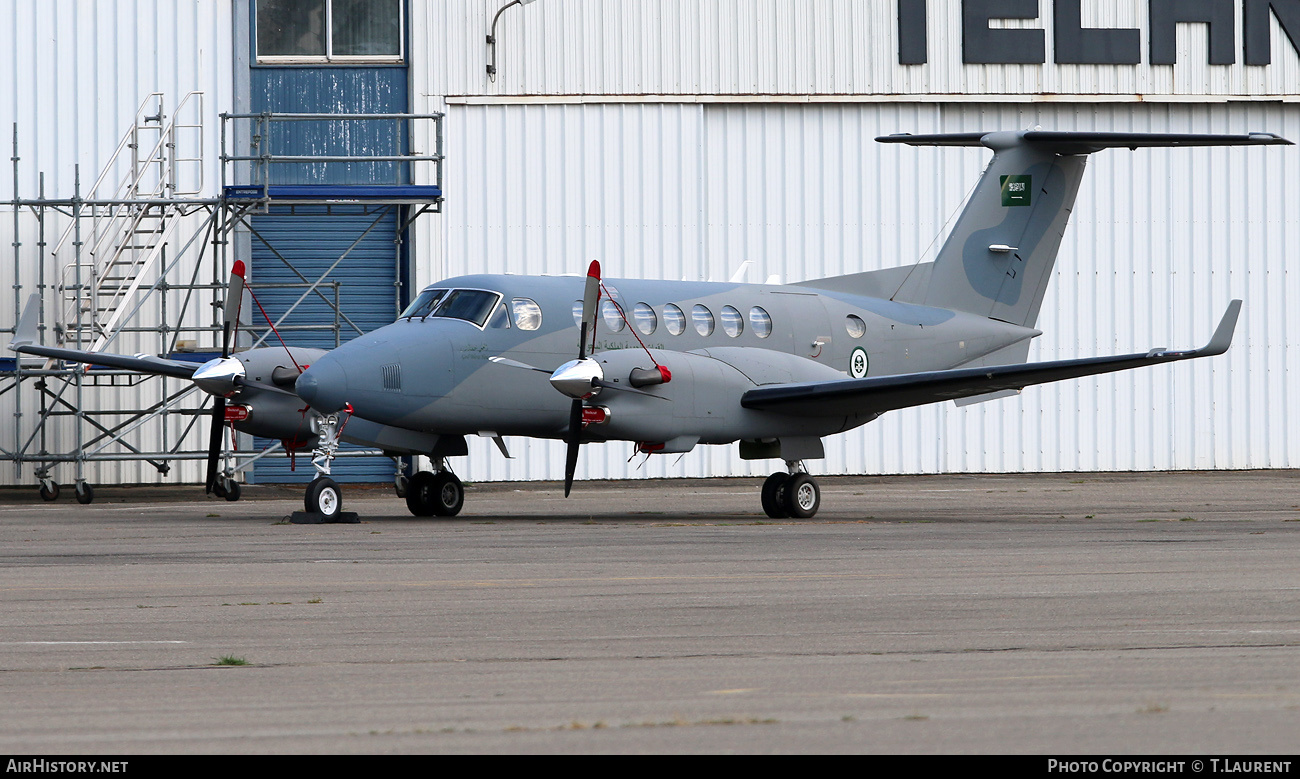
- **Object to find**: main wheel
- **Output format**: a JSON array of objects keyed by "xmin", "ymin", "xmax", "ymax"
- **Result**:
[
  {"xmin": 75, "ymin": 481, "xmax": 94, "ymax": 505},
  {"xmin": 405, "ymin": 472, "xmax": 438, "ymax": 516},
  {"xmin": 38, "ymin": 481, "xmax": 59, "ymax": 502},
  {"xmin": 782, "ymin": 473, "xmax": 820, "ymax": 519},
  {"xmin": 430, "ymin": 472, "xmax": 464, "ymax": 517},
  {"xmin": 305, "ymin": 477, "xmax": 342, "ymax": 519},
  {"xmin": 406, "ymin": 471, "xmax": 464, "ymax": 517},
  {"xmin": 761, "ymin": 472, "xmax": 789, "ymax": 518}
]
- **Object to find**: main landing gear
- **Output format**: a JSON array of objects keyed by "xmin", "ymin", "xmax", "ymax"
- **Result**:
[
  {"xmin": 403, "ymin": 460, "xmax": 464, "ymax": 517},
  {"xmin": 761, "ymin": 461, "xmax": 821, "ymax": 519}
]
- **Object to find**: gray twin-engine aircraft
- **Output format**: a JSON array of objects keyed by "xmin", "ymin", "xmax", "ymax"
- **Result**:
[{"xmin": 9, "ymin": 130, "xmax": 1290, "ymax": 518}]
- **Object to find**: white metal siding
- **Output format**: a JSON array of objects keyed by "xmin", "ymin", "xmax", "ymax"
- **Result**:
[{"xmin": 0, "ymin": 0, "xmax": 233, "ymax": 201}]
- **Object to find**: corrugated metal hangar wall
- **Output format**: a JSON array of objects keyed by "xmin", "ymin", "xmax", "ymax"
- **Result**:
[{"xmin": 2, "ymin": 1, "xmax": 1298, "ymax": 489}]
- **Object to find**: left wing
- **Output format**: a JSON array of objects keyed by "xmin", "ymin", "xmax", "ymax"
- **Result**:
[
  {"xmin": 8, "ymin": 294, "xmax": 200, "ymax": 379},
  {"xmin": 741, "ymin": 301, "xmax": 1241, "ymax": 418}
]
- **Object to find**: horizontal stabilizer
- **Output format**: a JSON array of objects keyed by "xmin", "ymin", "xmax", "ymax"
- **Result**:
[
  {"xmin": 742, "ymin": 301, "xmax": 1241, "ymax": 418},
  {"xmin": 877, "ymin": 131, "xmax": 1292, "ymax": 153}
]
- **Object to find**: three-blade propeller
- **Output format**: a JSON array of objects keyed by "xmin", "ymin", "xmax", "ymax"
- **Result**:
[
  {"xmin": 562, "ymin": 260, "xmax": 603, "ymax": 496},
  {"xmin": 201, "ymin": 260, "xmax": 246, "ymax": 494}
]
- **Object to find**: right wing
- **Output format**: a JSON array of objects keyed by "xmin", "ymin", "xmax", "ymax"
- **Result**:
[{"xmin": 741, "ymin": 301, "xmax": 1241, "ymax": 418}]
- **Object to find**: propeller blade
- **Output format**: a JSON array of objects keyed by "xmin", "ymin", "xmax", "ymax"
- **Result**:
[
  {"xmin": 221, "ymin": 260, "xmax": 247, "ymax": 359},
  {"xmin": 578, "ymin": 260, "xmax": 601, "ymax": 360},
  {"xmin": 563, "ymin": 398, "xmax": 583, "ymax": 497},
  {"xmin": 204, "ymin": 398, "xmax": 227, "ymax": 494}
]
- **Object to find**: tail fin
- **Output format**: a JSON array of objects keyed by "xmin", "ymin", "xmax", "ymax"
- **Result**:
[{"xmin": 875, "ymin": 131, "xmax": 1290, "ymax": 328}]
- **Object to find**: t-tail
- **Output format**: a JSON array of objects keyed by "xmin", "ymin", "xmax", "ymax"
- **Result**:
[{"xmin": 866, "ymin": 130, "xmax": 1291, "ymax": 329}]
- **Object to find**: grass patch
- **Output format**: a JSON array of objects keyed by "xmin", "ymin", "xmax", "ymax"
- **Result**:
[{"xmin": 214, "ymin": 654, "xmax": 249, "ymax": 666}]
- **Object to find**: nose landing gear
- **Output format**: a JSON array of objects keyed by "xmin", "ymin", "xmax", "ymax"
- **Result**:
[{"xmin": 292, "ymin": 411, "xmax": 358, "ymax": 524}]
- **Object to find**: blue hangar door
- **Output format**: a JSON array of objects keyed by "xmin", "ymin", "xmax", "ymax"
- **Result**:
[
  {"xmin": 244, "ymin": 59, "xmax": 413, "ymax": 484},
  {"xmin": 248, "ymin": 205, "xmax": 404, "ymax": 483}
]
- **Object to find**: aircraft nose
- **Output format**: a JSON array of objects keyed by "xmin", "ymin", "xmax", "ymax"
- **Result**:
[{"xmin": 295, "ymin": 358, "xmax": 349, "ymax": 413}]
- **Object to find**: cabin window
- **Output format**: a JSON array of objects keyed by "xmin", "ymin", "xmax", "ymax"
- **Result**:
[
  {"xmin": 600, "ymin": 299, "xmax": 626, "ymax": 332},
  {"xmin": 845, "ymin": 314, "xmax": 866, "ymax": 339},
  {"xmin": 749, "ymin": 306, "xmax": 772, "ymax": 338},
  {"xmin": 633, "ymin": 303, "xmax": 657, "ymax": 335},
  {"xmin": 571, "ymin": 300, "xmax": 583, "ymax": 326},
  {"xmin": 400, "ymin": 288, "xmax": 446, "ymax": 319},
  {"xmin": 663, "ymin": 304, "xmax": 686, "ymax": 336},
  {"xmin": 429, "ymin": 289, "xmax": 499, "ymax": 327},
  {"xmin": 692, "ymin": 305, "xmax": 715, "ymax": 337},
  {"xmin": 720, "ymin": 306, "xmax": 743, "ymax": 338},
  {"xmin": 511, "ymin": 298, "xmax": 542, "ymax": 330}
]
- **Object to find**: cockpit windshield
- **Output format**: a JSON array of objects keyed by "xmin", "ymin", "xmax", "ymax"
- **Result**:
[
  {"xmin": 401, "ymin": 288, "xmax": 504, "ymax": 327},
  {"xmin": 400, "ymin": 288, "xmax": 447, "ymax": 319},
  {"xmin": 430, "ymin": 289, "xmax": 501, "ymax": 327}
]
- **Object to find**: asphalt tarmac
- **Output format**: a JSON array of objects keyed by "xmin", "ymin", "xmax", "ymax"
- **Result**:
[{"xmin": 1, "ymin": 470, "xmax": 1298, "ymax": 755}]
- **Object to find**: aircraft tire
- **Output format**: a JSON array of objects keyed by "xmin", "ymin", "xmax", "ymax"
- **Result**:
[
  {"xmin": 761, "ymin": 472, "xmax": 789, "ymax": 518},
  {"xmin": 39, "ymin": 482, "xmax": 59, "ymax": 502},
  {"xmin": 305, "ymin": 477, "xmax": 342, "ymax": 519},
  {"xmin": 430, "ymin": 472, "xmax": 464, "ymax": 517},
  {"xmin": 405, "ymin": 471, "xmax": 438, "ymax": 516},
  {"xmin": 75, "ymin": 482, "xmax": 94, "ymax": 505},
  {"xmin": 223, "ymin": 479, "xmax": 242, "ymax": 502},
  {"xmin": 782, "ymin": 474, "xmax": 820, "ymax": 519}
]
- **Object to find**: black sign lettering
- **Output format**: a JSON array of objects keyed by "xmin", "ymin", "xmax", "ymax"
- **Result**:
[
  {"xmin": 963, "ymin": 0, "xmax": 1046, "ymax": 64},
  {"xmin": 897, "ymin": 1, "xmax": 1299, "ymax": 69},
  {"xmin": 1244, "ymin": 0, "xmax": 1300, "ymax": 64},
  {"xmin": 1150, "ymin": 0, "xmax": 1236, "ymax": 65},
  {"xmin": 898, "ymin": 0, "xmax": 928, "ymax": 65},
  {"xmin": 1054, "ymin": 0, "xmax": 1141, "ymax": 63}
]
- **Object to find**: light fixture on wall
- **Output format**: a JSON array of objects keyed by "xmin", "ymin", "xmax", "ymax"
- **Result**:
[{"xmin": 487, "ymin": 0, "xmax": 539, "ymax": 82}]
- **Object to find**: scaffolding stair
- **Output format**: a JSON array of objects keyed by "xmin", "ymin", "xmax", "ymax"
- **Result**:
[{"xmin": 49, "ymin": 92, "xmax": 204, "ymax": 351}]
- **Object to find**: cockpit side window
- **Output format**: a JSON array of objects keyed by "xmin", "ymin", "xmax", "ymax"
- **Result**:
[
  {"xmin": 429, "ymin": 289, "xmax": 501, "ymax": 327},
  {"xmin": 487, "ymin": 301, "xmax": 512, "ymax": 329},
  {"xmin": 400, "ymin": 288, "xmax": 447, "ymax": 320}
]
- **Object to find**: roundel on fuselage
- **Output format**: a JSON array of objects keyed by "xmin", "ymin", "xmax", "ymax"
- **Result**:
[{"xmin": 849, "ymin": 347, "xmax": 869, "ymax": 379}]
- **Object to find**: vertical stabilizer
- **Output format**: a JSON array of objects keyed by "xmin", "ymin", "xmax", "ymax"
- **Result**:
[{"xmin": 873, "ymin": 131, "xmax": 1290, "ymax": 329}]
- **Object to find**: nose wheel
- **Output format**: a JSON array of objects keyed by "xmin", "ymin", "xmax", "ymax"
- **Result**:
[
  {"xmin": 305, "ymin": 476, "xmax": 342, "ymax": 519},
  {"xmin": 760, "ymin": 464, "xmax": 821, "ymax": 519}
]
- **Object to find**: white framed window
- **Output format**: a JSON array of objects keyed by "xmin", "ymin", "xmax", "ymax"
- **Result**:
[
  {"xmin": 601, "ymin": 299, "xmax": 627, "ymax": 333},
  {"xmin": 720, "ymin": 306, "xmax": 743, "ymax": 337},
  {"xmin": 663, "ymin": 304, "xmax": 686, "ymax": 336},
  {"xmin": 511, "ymin": 298, "xmax": 542, "ymax": 331},
  {"xmin": 256, "ymin": 0, "xmax": 404, "ymax": 64},
  {"xmin": 692, "ymin": 305, "xmax": 715, "ymax": 337},
  {"xmin": 633, "ymin": 303, "xmax": 658, "ymax": 336}
]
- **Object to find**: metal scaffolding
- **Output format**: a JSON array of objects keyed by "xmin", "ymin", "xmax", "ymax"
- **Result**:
[{"xmin": 2, "ymin": 93, "xmax": 444, "ymax": 502}]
